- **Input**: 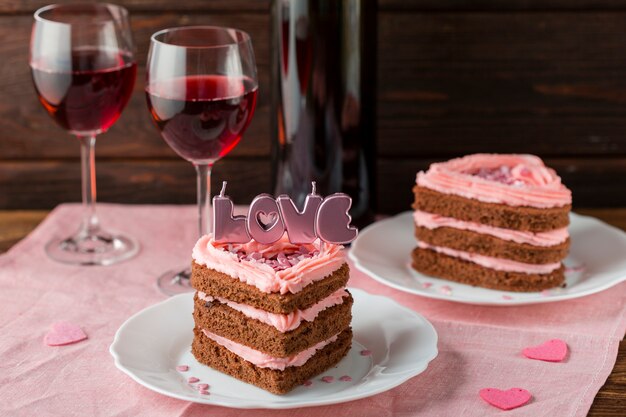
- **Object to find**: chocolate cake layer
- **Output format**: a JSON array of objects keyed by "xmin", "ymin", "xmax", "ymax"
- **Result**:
[
  {"xmin": 191, "ymin": 327, "xmax": 352, "ymax": 395},
  {"xmin": 411, "ymin": 247, "xmax": 565, "ymax": 292},
  {"xmin": 191, "ymin": 262, "xmax": 350, "ymax": 314},
  {"xmin": 413, "ymin": 185, "xmax": 570, "ymax": 232},
  {"xmin": 414, "ymin": 225, "xmax": 569, "ymax": 264},
  {"xmin": 193, "ymin": 292, "xmax": 353, "ymax": 357}
]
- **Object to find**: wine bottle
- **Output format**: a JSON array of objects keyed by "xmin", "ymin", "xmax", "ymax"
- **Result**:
[{"xmin": 270, "ymin": 0, "xmax": 377, "ymax": 227}]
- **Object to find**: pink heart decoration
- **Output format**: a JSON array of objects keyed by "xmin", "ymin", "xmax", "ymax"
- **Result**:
[
  {"xmin": 522, "ymin": 339, "xmax": 568, "ymax": 362},
  {"xmin": 256, "ymin": 211, "xmax": 279, "ymax": 231},
  {"xmin": 44, "ymin": 321, "xmax": 87, "ymax": 346},
  {"xmin": 479, "ymin": 388, "xmax": 531, "ymax": 410}
]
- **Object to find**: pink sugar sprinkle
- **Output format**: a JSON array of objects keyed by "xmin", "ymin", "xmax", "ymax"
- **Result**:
[
  {"xmin": 321, "ymin": 376, "xmax": 334, "ymax": 383},
  {"xmin": 473, "ymin": 166, "xmax": 525, "ymax": 186},
  {"xmin": 199, "ymin": 389, "xmax": 209, "ymax": 395},
  {"xmin": 439, "ymin": 285, "xmax": 452, "ymax": 295},
  {"xmin": 197, "ymin": 383, "xmax": 209, "ymax": 390},
  {"xmin": 360, "ymin": 349, "xmax": 372, "ymax": 356},
  {"xmin": 232, "ymin": 246, "xmax": 320, "ymax": 271},
  {"xmin": 339, "ymin": 375, "xmax": 352, "ymax": 382},
  {"xmin": 422, "ymin": 282, "xmax": 432, "ymax": 289},
  {"xmin": 541, "ymin": 290, "xmax": 552, "ymax": 297},
  {"xmin": 302, "ymin": 380, "xmax": 313, "ymax": 387},
  {"xmin": 188, "ymin": 377, "xmax": 199, "ymax": 383},
  {"xmin": 502, "ymin": 295, "xmax": 513, "ymax": 300},
  {"xmin": 176, "ymin": 365, "xmax": 189, "ymax": 372}
]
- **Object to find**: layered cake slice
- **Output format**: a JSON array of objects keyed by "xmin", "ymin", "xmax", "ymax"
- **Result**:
[
  {"xmin": 190, "ymin": 234, "xmax": 352, "ymax": 394},
  {"xmin": 412, "ymin": 154, "xmax": 572, "ymax": 292}
]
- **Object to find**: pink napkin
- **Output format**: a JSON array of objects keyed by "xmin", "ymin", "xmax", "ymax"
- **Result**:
[{"xmin": 0, "ymin": 204, "xmax": 624, "ymax": 417}]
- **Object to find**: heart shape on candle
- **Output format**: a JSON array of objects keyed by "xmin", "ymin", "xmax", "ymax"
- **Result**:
[
  {"xmin": 44, "ymin": 321, "xmax": 88, "ymax": 346},
  {"xmin": 522, "ymin": 339, "xmax": 568, "ymax": 362},
  {"xmin": 479, "ymin": 388, "xmax": 531, "ymax": 410},
  {"xmin": 256, "ymin": 211, "xmax": 279, "ymax": 231}
]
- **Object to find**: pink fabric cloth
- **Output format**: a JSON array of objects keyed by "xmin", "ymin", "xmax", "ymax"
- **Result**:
[{"xmin": 1, "ymin": 204, "xmax": 624, "ymax": 417}]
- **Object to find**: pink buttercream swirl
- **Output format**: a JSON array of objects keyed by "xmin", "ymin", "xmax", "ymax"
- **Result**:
[
  {"xmin": 416, "ymin": 154, "xmax": 572, "ymax": 208},
  {"xmin": 416, "ymin": 241, "xmax": 562, "ymax": 274},
  {"xmin": 413, "ymin": 210, "xmax": 569, "ymax": 247},
  {"xmin": 197, "ymin": 288, "xmax": 349, "ymax": 333},
  {"xmin": 192, "ymin": 233, "xmax": 345, "ymax": 294},
  {"xmin": 201, "ymin": 329, "xmax": 339, "ymax": 370}
]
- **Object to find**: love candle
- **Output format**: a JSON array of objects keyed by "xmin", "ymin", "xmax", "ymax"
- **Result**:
[{"xmin": 212, "ymin": 182, "xmax": 358, "ymax": 245}]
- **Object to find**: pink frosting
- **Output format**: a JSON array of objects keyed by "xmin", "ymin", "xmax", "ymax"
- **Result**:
[
  {"xmin": 192, "ymin": 234, "xmax": 345, "ymax": 294},
  {"xmin": 416, "ymin": 154, "xmax": 572, "ymax": 208},
  {"xmin": 201, "ymin": 329, "xmax": 339, "ymax": 370},
  {"xmin": 413, "ymin": 210, "xmax": 569, "ymax": 247},
  {"xmin": 416, "ymin": 241, "xmax": 562, "ymax": 274},
  {"xmin": 198, "ymin": 288, "xmax": 349, "ymax": 333}
]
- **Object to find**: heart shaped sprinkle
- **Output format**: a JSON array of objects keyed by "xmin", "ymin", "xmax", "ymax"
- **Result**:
[
  {"xmin": 44, "ymin": 321, "xmax": 87, "ymax": 346},
  {"xmin": 256, "ymin": 211, "xmax": 278, "ymax": 231},
  {"xmin": 522, "ymin": 339, "xmax": 568, "ymax": 362},
  {"xmin": 479, "ymin": 388, "xmax": 531, "ymax": 410},
  {"xmin": 176, "ymin": 365, "xmax": 189, "ymax": 372},
  {"xmin": 188, "ymin": 377, "xmax": 199, "ymax": 383},
  {"xmin": 321, "ymin": 376, "xmax": 334, "ymax": 383}
]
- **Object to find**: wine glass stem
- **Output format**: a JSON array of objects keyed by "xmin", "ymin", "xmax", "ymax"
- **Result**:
[
  {"xmin": 195, "ymin": 163, "xmax": 214, "ymax": 238},
  {"xmin": 78, "ymin": 134, "xmax": 100, "ymax": 237}
]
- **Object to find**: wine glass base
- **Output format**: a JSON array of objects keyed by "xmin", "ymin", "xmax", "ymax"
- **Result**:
[
  {"xmin": 157, "ymin": 267, "xmax": 194, "ymax": 296},
  {"xmin": 45, "ymin": 231, "xmax": 139, "ymax": 266}
]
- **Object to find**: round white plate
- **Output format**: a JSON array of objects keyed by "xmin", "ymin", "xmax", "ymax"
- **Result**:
[
  {"xmin": 110, "ymin": 288, "xmax": 438, "ymax": 409},
  {"xmin": 350, "ymin": 212, "xmax": 626, "ymax": 306}
]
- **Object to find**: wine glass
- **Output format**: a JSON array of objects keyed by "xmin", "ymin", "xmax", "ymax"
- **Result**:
[
  {"xmin": 145, "ymin": 26, "xmax": 258, "ymax": 295},
  {"xmin": 30, "ymin": 3, "xmax": 139, "ymax": 265}
]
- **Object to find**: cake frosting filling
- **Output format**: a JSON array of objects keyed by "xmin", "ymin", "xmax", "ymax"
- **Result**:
[
  {"xmin": 413, "ymin": 210, "xmax": 569, "ymax": 247},
  {"xmin": 197, "ymin": 288, "xmax": 349, "ymax": 333},
  {"xmin": 192, "ymin": 233, "xmax": 345, "ymax": 294},
  {"xmin": 201, "ymin": 329, "xmax": 339, "ymax": 370},
  {"xmin": 415, "ymin": 154, "xmax": 572, "ymax": 208},
  {"xmin": 416, "ymin": 241, "xmax": 561, "ymax": 274}
]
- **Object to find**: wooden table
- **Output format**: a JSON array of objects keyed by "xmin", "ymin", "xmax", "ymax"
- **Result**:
[{"xmin": 1, "ymin": 208, "xmax": 624, "ymax": 416}]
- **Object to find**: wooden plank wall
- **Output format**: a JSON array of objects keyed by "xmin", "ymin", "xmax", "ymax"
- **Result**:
[{"xmin": 1, "ymin": 0, "xmax": 625, "ymax": 214}]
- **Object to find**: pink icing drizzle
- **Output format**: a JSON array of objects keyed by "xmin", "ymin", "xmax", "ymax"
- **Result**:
[
  {"xmin": 197, "ymin": 288, "xmax": 349, "ymax": 333},
  {"xmin": 416, "ymin": 154, "xmax": 572, "ymax": 208},
  {"xmin": 417, "ymin": 241, "xmax": 562, "ymax": 274},
  {"xmin": 201, "ymin": 329, "xmax": 339, "ymax": 371},
  {"xmin": 192, "ymin": 234, "xmax": 345, "ymax": 294},
  {"xmin": 413, "ymin": 210, "xmax": 569, "ymax": 247}
]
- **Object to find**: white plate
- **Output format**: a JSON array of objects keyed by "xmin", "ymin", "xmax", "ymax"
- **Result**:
[
  {"xmin": 110, "ymin": 288, "xmax": 438, "ymax": 409},
  {"xmin": 350, "ymin": 212, "xmax": 626, "ymax": 306}
]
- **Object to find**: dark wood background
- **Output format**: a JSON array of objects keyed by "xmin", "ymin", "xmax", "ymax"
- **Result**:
[{"xmin": 2, "ymin": 0, "xmax": 626, "ymax": 214}]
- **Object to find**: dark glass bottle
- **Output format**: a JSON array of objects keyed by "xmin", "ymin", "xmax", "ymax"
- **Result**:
[{"xmin": 270, "ymin": 0, "xmax": 377, "ymax": 227}]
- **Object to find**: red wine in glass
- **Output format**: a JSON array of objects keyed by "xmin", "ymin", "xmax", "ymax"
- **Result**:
[
  {"xmin": 146, "ymin": 75, "xmax": 258, "ymax": 162},
  {"xmin": 31, "ymin": 47, "xmax": 137, "ymax": 134}
]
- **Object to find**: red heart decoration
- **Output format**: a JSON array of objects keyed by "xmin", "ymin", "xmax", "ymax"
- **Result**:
[
  {"xmin": 44, "ymin": 321, "xmax": 88, "ymax": 346},
  {"xmin": 479, "ymin": 388, "xmax": 531, "ymax": 410},
  {"xmin": 522, "ymin": 339, "xmax": 568, "ymax": 362}
]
